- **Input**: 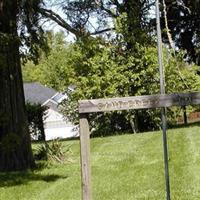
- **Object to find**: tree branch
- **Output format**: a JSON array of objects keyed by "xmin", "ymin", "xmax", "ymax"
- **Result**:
[
  {"xmin": 162, "ymin": 0, "xmax": 175, "ymax": 50},
  {"xmin": 39, "ymin": 8, "xmax": 81, "ymax": 37},
  {"xmin": 39, "ymin": 7, "xmax": 115, "ymax": 37},
  {"xmin": 91, "ymin": 28, "xmax": 115, "ymax": 35},
  {"xmin": 142, "ymin": 2, "xmax": 155, "ymax": 12},
  {"xmin": 111, "ymin": 0, "xmax": 121, "ymax": 8},
  {"xmin": 163, "ymin": 0, "xmax": 189, "ymax": 89},
  {"xmin": 99, "ymin": 0, "xmax": 118, "ymax": 18}
]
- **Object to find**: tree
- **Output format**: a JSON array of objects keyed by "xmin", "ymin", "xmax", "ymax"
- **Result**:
[
  {"xmin": 27, "ymin": 1, "xmax": 200, "ymax": 134},
  {"xmin": 160, "ymin": 0, "xmax": 200, "ymax": 64},
  {"xmin": 0, "ymin": 0, "xmax": 46, "ymax": 171},
  {"xmin": 23, "ymin": 0, "xmax": 200, "ymax": 135},
  {"xmin": 23, "ymin": 32, "xmax": 75, "ymax": 91},
  {"xmin": 39, "ymin": 0, "xmax": 154, "ymax": 38},
  {"xmin": 23, "ymin": 31, "xmax": 200, "ymax": 134},
  {"xmin": 23, "ymin": 34, "xmax": 161, "ymax": 134},
  {"xmin": 26, "ymin": 102, "xmax": 47, "ymax": 141},
  {"xmin": 39, "ymin": 0, "xmax": 200, "ymax": 66}
]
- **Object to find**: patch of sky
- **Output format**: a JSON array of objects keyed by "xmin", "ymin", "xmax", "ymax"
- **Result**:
[{"xmin": 42, "ymin": 0, "xmax": 75, "ymax": 42}]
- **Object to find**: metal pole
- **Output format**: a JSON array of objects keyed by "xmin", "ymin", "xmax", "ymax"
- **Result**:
[{"xmin": 155, "ymin": 1, "xmax": 171, "ymax": 200}]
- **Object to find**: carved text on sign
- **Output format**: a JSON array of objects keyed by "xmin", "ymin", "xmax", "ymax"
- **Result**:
[
  {"xmin": 176, "ymin": 95, "xmax": 192, "ymax": 105},
  {"xmin": 97, "ymin": 98, "xmax": 159, "ymax": 111},
  {"xmin": 79, "ymin": 92, "xmax": 200, "ymax": 113}
]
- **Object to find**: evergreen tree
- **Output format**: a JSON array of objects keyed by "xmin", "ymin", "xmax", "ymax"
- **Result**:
[
  {"xmin": 160, "ymin": 0, "xmax": 200, "ymax": 64},
  {"xmin": 0, "ymin": 0, "xmax": 46, "ymax": 171}
]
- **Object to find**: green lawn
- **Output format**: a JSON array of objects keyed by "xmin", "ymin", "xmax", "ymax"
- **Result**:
[{"xmin": 1, "ymin": 125, "xmax": 200, "ymax": 200}]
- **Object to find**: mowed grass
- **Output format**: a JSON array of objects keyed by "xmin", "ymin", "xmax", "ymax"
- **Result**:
[{"xmin": 1, "ymin": 125, "xmax": 200, "ymax": 199}]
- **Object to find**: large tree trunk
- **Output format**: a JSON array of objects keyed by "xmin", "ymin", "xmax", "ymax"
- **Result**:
[{"xmin": 0, "ymin": 0, "xmax": 35, "ymax": 171}]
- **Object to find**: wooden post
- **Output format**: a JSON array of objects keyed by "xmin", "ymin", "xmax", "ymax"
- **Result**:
[
  {"xmin": 183, "ymin": 106, "xmax": 188, "ymax": 125},
  {"xmin": 79, "ymin": 114, "xmax": 92, "ymax": 200}
]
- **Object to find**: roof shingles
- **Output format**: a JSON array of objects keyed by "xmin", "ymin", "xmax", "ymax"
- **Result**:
[{"xmin": 23, "ymin": 82, "xmax": 57, "ymax": 105}]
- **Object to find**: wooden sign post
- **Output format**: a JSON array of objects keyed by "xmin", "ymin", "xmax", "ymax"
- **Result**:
[
  {"xmin": 79, "ymin": 114, "xmax": 92, "ymax": 200},
  {"xmin": 79, "ymin": 92, "xmax": 200, "ymax": 200}
]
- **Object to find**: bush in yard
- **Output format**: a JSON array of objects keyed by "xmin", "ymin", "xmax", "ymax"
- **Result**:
[
  {"xmin": 34, "ymin": 139, "xmax": 72, "ymax": 164},
  {"xmin": 24, "ymin": 33, "xmax": 200, "ymax": 135},
  {"xmin": 26, "ymin": 102, "xmax": 48, "ymax": 141},
  {"xmin": 60, "ymin": 37, "xmax": 200, "ymax": 135}
]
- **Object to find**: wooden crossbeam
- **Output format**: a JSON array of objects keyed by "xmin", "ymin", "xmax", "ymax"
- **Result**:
[{"xmin": 79, "ymin": 92, "xmax": 200, "ymax": 113}]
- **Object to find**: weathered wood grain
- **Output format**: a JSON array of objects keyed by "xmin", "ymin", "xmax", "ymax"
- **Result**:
[
  {"xmin": 79, "ymin": 114, "xmax": 92, "ymax": 200},
  {"xmin": 79, "ymin": 92, "xmax": 200, "ymax": 113}
]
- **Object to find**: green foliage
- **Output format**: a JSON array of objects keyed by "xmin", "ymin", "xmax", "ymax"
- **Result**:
[
  {"xmin": 163, "ymin": 50, "xmax": 200, "ymax": 124},
  {"xmin": 43, "ymin": 1, "xmax": 200, "ymax": 65},
  {"xmin": 24, "ymin": 32, "xmax": 200, "ymax": 135},
  {"xmin": 23, "ymin": 0, "xmax": 200, "ymax": 135},
  {"xmin": 34, "ymin": 144, "xmax": 48, "ymax": 161},
  {"xmin": 60, "ymin": 38, "xmax": 160, "ymax": 134},
  {"xmin": 23, "ymin": 32, "xmax": 75, "ymax": 91},
  {"xmin": 19, "ymin": 0, "xmax": 49, "ymax": 63},
  {"xmin": 26, "ymin": 102, "xmax": 48, "ymax": 141},
  {"xmin": 34, "ymin": 139, "xmax": 72, "ymax": 163},
  {"xmin": 47, "ymin": 139, "xmax": 71, "ymax": 163},
  {"xmin": 164, "ymin": 50, "xmax": 200, "ymax": 93},
  {"xmin": 160, "ymin": 0, "xmax": 200, "ymax": 64},
  {"xmin": 62, "ymin": 39, "xmax": 200, "ymax": 134}
]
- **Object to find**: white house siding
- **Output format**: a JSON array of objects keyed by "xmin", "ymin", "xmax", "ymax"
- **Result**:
[{"xmin": 44, "ymin": 109, "xmax": 78, "ymax": 141}]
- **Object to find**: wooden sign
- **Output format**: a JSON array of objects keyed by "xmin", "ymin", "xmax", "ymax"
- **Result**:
[
  {"xmin": 79, "ymin": 91, "xmax": 200, "ymax": 200},
  {"xmin": 79, "ymin": 92, "xmax": 200, "ymax": 113}
]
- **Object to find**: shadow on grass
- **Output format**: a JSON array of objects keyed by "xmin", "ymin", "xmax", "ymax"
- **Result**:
[{"xmin": 0, "ymin": 171, "xmax": 68, "ymax": 187}]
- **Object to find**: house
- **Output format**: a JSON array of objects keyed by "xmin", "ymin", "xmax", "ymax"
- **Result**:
[{"xmin": 23, "ymin": 82, "xmax": 78, "ymax": 140}]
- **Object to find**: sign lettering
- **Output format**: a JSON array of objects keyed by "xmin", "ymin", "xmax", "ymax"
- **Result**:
[{"xmin": 79, "ymin": 92, "xmax": 200, "ymax": 113}]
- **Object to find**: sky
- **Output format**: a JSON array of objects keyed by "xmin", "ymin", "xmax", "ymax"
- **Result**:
[{"xmin": 42, "ymin": 0, "xmax": 76, "ymax": 42}]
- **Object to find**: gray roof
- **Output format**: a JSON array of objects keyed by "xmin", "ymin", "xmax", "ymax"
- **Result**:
[{"xmin": 23, "ymin": 82, "xmax": 57, "ymax": 105}]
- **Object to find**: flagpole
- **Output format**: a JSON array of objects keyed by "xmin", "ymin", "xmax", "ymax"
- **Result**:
[{"xmin": 155, "ymin": 0, "xmax": 171, "ymax": 199}]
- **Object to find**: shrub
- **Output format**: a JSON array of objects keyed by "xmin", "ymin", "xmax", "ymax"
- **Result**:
[
  {"xmin": 26, "ymin": 102, "xmax": 48, "ymax": 141},
  {"xmin": 34, "ymin": 139, "xmax": 72, "ymax": 164}
]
